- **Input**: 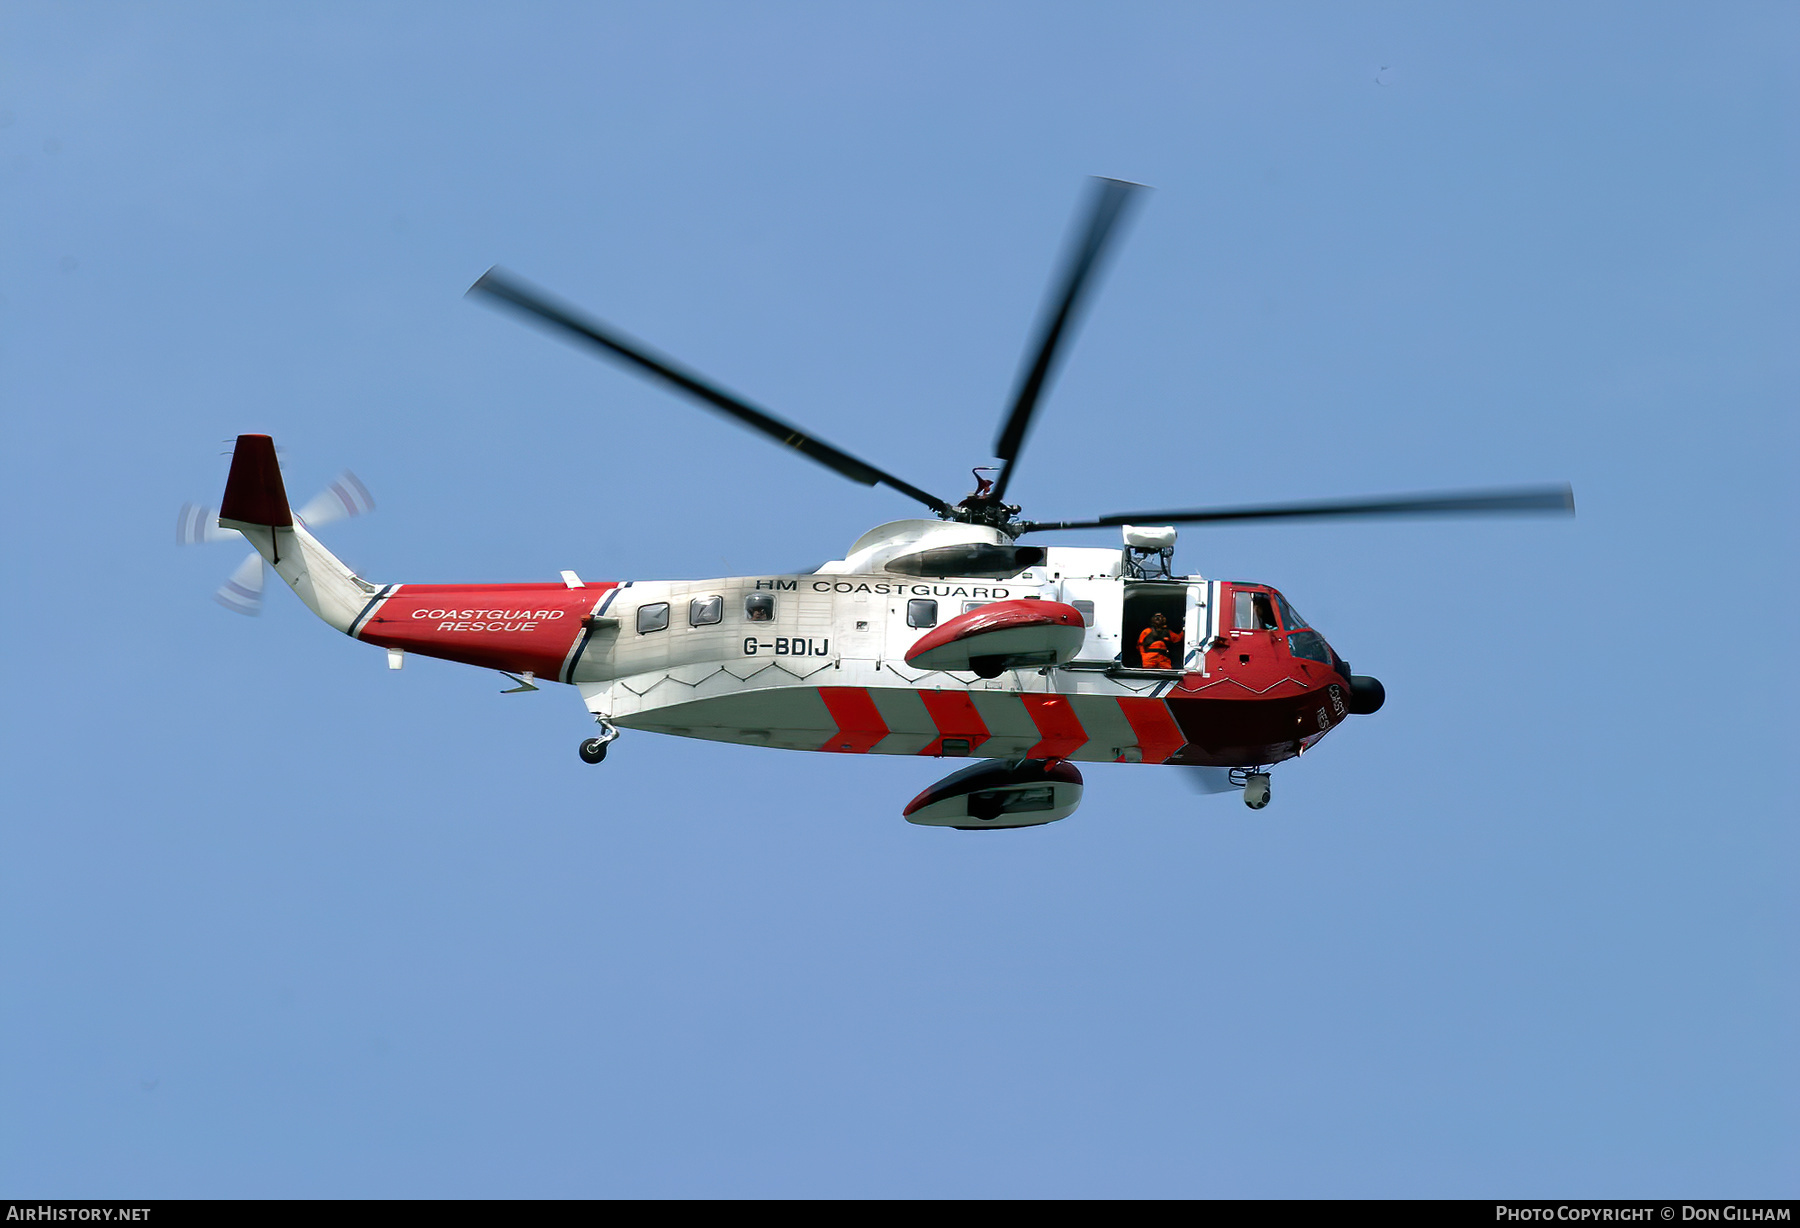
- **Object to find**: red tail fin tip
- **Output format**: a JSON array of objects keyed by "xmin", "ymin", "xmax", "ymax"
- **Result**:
[{"xmin": 218, "ymin": 434, "xmax": 294, "ymax": 528}]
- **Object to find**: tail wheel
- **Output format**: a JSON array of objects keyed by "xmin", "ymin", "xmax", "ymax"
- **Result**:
[{"xmin": 578, "ymin": 738, "xmax": 608, "ymax": 764}]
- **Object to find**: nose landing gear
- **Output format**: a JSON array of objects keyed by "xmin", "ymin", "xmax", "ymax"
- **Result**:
[
  {"xmin": 1229, "ymin": 766, "xmax": 1272, "ymax": 810},
  {"xmin": 579, "ymin": 717, "xmax": 620, "ymax": 764}
]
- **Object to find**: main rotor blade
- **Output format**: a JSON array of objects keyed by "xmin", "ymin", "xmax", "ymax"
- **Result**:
[
  {"xmin": 1018, "ymin": 484, "xmax": 1576, "ymax": 532},
  {"xmin": 991, "ymin": 177, "xmax": 1147, "ymax": 503},
  {"xmin": 469, "ymin": 268, "xmax": 952, "ymax": 515}
]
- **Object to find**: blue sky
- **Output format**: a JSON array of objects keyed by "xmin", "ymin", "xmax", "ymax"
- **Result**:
[{"xmin": 2, "ymin": 2, "xmax": 1794, "ymax": 1197}]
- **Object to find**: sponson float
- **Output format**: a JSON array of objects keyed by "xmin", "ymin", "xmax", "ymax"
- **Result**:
[
  {"xmin": 186, "ymin": 177, "xmax": 1572, "ymax": 824},
  {"xmin": 904, "ymin": 600, "xmax": 1088, "ymax": 677}
]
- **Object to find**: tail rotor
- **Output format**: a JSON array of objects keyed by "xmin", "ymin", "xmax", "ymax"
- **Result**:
[
  {"xmin": 295, "ymin": 471, "xmax": 375, "ymax": 528},
  {"xmin": 179, "ymin": 469, "xmax": 375, "ymax": 616},
  {"xmin": 176, "ymin": 502, "xmax": 242, "ymax": 546},
  {"xmin": 213, "ymin": 551, "xmax": 266, "ymax": 615}
]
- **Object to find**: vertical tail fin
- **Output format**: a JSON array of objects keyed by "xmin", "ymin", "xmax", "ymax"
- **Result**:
[
  {"xmin": 217, "ymin": 434, "xmax": 381, "ymax": 633},
  {"xmin": 218, "ymin": 434, "xmax": 294, "ymax": 529}
]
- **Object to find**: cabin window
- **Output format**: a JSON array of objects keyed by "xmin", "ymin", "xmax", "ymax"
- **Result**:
[
  {"xmin": 689, "ymin": 595, "xmax": 723, "ymax": 626},
  {"xmin": 636, "ymin": 603, "xmax": 670, "ymax": 634},
  {"xmin": 906, "ymin": 598, "xmax": 938, "ymax": 629},
  {"xmin": 1232, "ymin": 590, "xmax": 1278, "ymax": 631},
  {"xmin": 961, "ymin": 600, "xmax": 991, "ymax": 615},
  {"xmin": 1070, "ymin": 600, "xmax": 1095, "ymax": 626},
  {"xmin": 744, "ymin": 593, "xmax": 775, "ymax": 623}
]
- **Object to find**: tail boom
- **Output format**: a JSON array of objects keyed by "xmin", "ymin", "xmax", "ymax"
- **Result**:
[
  {"xmin": 216, "ymin": 434, "xmax": 620, "ymax": 679},
  {"xmin": 351, "ymin": 582, "xmax": 621, "ymax": 682}
]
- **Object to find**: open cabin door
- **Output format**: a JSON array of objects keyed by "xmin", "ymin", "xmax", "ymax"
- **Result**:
[{"xmin": 1120, "ymin": 581, "xmax": 1210, "ymax": 672}]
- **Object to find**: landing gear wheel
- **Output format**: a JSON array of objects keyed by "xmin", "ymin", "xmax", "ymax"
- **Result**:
[
  {"xmin": 1242, "ymin": 773, "xmax": 1271, "ymax": 810},
  {"xmin": 578, "ymin": 737, "xmax": 609, "ymax": 764}
]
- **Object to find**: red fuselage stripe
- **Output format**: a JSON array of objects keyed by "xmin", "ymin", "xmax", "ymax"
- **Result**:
[
  {"xmin": 817, "ymin": 688, "xmax": 888, "ymax": 754},
  {"xmin": 1116, "ymin": 697, "xmax": 1187, "ymax": 764},
  {"xmin": 353, "ymin": 582, "xmax": 617, "ymax": 680},
  {"xmin": 1022, "ymin": 694, "xmax": 1087, "ymax": 760},
  {"xmin": 917, "ymin": 690, "xmax": 991, "ymax": 757}
]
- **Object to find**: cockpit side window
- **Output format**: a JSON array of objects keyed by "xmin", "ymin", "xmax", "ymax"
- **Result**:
[{"xmin": 1232, "ymin": 589, "xmax": 1279, "ymax": 631}]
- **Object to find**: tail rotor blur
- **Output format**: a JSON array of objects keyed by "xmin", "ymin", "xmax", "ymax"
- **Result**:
[
  {"xmin": 179, "ymin": 469, "xmax": 374, "ymax": 616},
  {"xmin": 295, "ymin": 471, "xmax": 375, "ymax": 528},
  {"xmin": 214, "ymin": 552, "xmax": 266, "ymax": 615},
  {"xmin": 176, "ymin": 502, "xmax": 243, "ymax": 546}
]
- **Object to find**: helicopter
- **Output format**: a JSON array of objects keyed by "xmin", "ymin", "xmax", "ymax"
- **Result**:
[{"xmin": 188, "ymin": 178, "xmax": 1572, "ymax": 828}]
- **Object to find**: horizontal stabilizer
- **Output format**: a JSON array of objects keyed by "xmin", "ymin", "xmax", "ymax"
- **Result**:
[{"xmin": 218, "ymin": 434, "xmax": 293, "ymax": 528}]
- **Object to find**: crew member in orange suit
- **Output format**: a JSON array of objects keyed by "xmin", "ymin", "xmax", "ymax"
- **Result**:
[{"xmin": 1137, "ymin": 612, "xmax": 1182, "ymax": 670}]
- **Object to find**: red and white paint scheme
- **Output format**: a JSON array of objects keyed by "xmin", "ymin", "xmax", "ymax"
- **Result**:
[
  {"xmin": 212, "ymin": 433, "xmax": 1400, "ymax": 823},
  {"xmin": 199, "ymin": 177, "xmax": 1572, "ymax": 824}
]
